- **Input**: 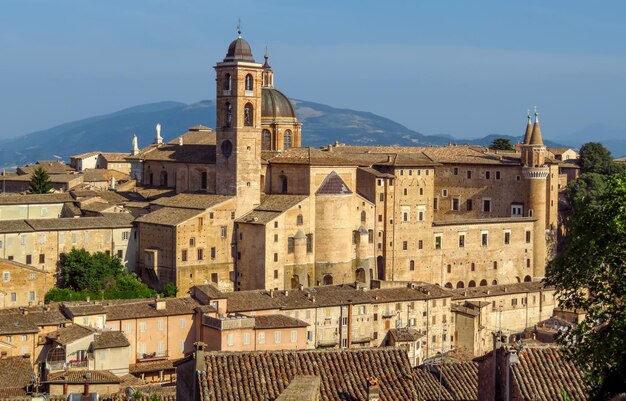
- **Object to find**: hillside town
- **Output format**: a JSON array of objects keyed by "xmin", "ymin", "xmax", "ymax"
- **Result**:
[{"xmin": 0, "ymin": 30, "xmax": 609, "ymax": 401}]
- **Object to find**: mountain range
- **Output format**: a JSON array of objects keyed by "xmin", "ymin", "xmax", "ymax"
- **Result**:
[{"xmin": 1, "ymin": 98, "xmax": 618, "ymax": 170}]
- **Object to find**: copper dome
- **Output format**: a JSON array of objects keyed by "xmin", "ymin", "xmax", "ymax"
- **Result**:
[
  {"xmin": 223, "ymin": 38, "xmax": 255, "ymax": 62},
  {"xmin": 262, "ymin": 88, "xmax": 297, "ymax": 120}
]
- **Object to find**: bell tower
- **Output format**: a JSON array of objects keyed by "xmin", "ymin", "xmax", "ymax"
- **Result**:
[
  {"xmin": 521, "ymin": 110, "xmax": 549, "ymax": 280},
  {"xmin": 215, "ymin": 28, "xmax": 263, "ymax": 216}
]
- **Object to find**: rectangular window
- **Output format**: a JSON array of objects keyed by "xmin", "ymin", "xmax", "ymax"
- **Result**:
[
  {"xmin": 368, "ymin": 230, "xmax": 374, "ymax": 244},
  {"xmin": 467, "ymin": 170, "xmax": 472, "ymax": 179},
  {"xmin": 453, "ymin": 167, "xmax": 459, "ymax": 175},
  {"xmin": 290, "ymin": 330, "xmax": 297, "ymax": 343},
  {"xmin": 446, "ymin": 264, "xmax": 451, "ymax": 274},
  {"xmin": 243, "ymin": 332, "xmax": 250, "ymax": 345},
  {"xmin": 481, "ymin": 232, "xmax": 489, "ymax": 246},
  {"xmin": 307, "ymin": 331, "xmax": 313, "ymax": 341},
  {"xmin": 26, "ymin": 255, "xmax": 32, "ymax": 265},
  {"xmin": 29, "ymin": 291, "xmax": 35, "ymax": 302},
  {"xmin": 274, "ymin": 270, "xmax": 279, "ymax": 279},
  {"xmin": 182, "ymin": 250, "xmax": 188, "ymax": 262},
  {"xmin": 211, "ymin": 273, "xmax": 218, "ymax": 283},
  {"xmin": 485, "ymin": 171, "xmax": 491, "ymax": 179},
  {"xmin": 494, "ymin": 261, "xmax": 498, "ymax": 269},
  {"xmin": 231, "ymin": 212, "xmax": 235, "ymax": 220},
  {"xmin": 275, "ymin": 331, "xmax": 282, "ymax": 344},
  {"xmin": 434, "ymin": 235, "xmax": 442, "ymax": 250},
  {"xmin": 122, "ymin": 231, "xmax": 130, "ymax": 240},
  {"xmin": 274, "ymin": 234, "xmax": 278, "ymax": 242},
  {"xmin": 71, "ymin": 233, "xmax": 77, "ymax": 244},
  {"xmin": 466, "ymin": 199, "xmax": 473, "ymax": 211},
  {"xmin": 210, "ymin": 247, "xmax": 216, "ymax": 259},
  {"xmin": 403, "ymin": 188, "xmax": 408, "ymax": 196},
  {"xmin": 197, "ymin": 248, "xmax": 204, "ymax": 260},
  {"xmin": 418, "ymin": 240, "xmax": 423, "ymax": 250},
  {"xmin": 296, "ymin": 214, "xmax": 304, "ymax": 225},
  {"xmin": 483, "ymin": 199, "xmax": 491, "ymax": 212},
  {"xmin": 433, "ymin": 197, "xmax": 438, "ymax": 210},
  {"xmin": 288, "ymin": 237, "xmax": 295, "ymax": 254},
  {"xmin": 39, "ymin": 254, "xmax": 45, "ymax": 263},
  {"xmin": 512, "ymin": 205, "xmax": 523, "ymax": 217},
  {"xmin": 258, "ymin": 332, "xmax": 266, "ymax": 344},
  {"xmin": 139, "ymin": 322, "xmax": 147, "ymax": 333},
  {"xmin": 526, "ymin": 231, "xmax": 532, "ymax": 243},
  {"xmin": 179, "ymin": 318, "xmax": 186, "ymax": 329},
  {"xmin": 307, "ymin": 233, "xmax": 314, "ymax": 252},
  {"xmin": 117, "ymin": 250, "xmax": 123, "ymax": 259},
  {"xmin": 504, "ymin": 231, "xmax": 511, "ymax": 245},
  {"xmin": 458, "ymin": 234, "xmax": 465, "ymax": 248},
  {"xmin": 20, "ymin": 236, "xmax": 26, "ymax": 246},
  {"xmin": 379, "ymin": 193, "xmax": 384, "ymax": 202},
  {"xmin": 496, "ymin": 171, "xmax": 501, "ymax": 180},
  {"xmin": 157, "ymin": 320, "xmax": 164, "ymax": 331},
  {"xmin": 452, "ymin": 197, "xmax": 460, "ymax": 211},
  {"xmin": 2, "ymin": 272, "xmax": 9, "ymax": 281},
  {"xmin": 220, "ymin": 226, "xmax": 227, "ymax": 238},
  {"xmin": 527, "ymin": 259, "xmax": 531, "ymax": 268},
  {"xmin": 402, "ymin": 241, "xmax": 408, "ymax": 250},
  {"xmin": 442, "ymin": 189, "xmax": 448, "ymax": 197},
  {"xmin": 227, "ymin": 334, "xmax": 234, "ymax": 346},
  {"xmin": 10, "ymin": 293, "xmax": 16, "ymax": 302},
  {"xmin": 189, "ymin": 237, "xmax": 196, "ymax": 247}
]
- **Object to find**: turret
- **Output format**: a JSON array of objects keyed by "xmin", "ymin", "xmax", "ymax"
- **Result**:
[
  {"xmin": 262, "ymin": 48, "xmax": 274, "ymax": 88},
  {"xmin": 521, "ymin": 110, "xmax": 549, "ymax": 280}
]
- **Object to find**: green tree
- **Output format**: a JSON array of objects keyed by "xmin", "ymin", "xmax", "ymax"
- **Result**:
[
  {"xmin": 489, "ymin": 138, "xmax": 515, "ymax": 151},
  {"xmin": 28, "ymin": 166, "xmax": 53, "ymax": 194},
  {"xmin": 161, "ymin": 282, "xmax": 178, "ymax": 298},
  {"xmin": 579, "ymin": 142, "xmax": 624, "ymax": 175},
  {"xmin": 545, "ymin": 171, "xmax": 626, "ymax": 400},
  {"xmin": 565, "ymin": 172, "xmax": 609, "ymax": 209}
]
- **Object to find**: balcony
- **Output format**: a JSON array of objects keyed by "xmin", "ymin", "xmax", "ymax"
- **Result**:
[
  {"xmin": 137, "ymin": 351, "xmax": 168, "ymax": 361},
  {"xmin": 46, "ymin": 357, "xmax": 90, "ymax": 372},
  {"xmin": 382, "ymin": 310, "xmax": 397, "ymax": 319}
]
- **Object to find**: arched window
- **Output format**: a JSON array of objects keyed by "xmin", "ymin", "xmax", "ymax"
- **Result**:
[
  {"xmin": 160, "ymin": 170, "xmax": 168, "ymax": 187},
  {"xmin": 528, "ymin": 209, "xmax": 533, "ymax": 217},
  {"xmin": 261, "ymin": 129, "xmax": 272, "ymax": 150},
  {"xmin": 524, "ymin": 275, "xmax": 532, "ymax": 282},
  {"xmin": 245, "ymin": 74, "xmax": 253, "ymax": 91},
  {"xmin": 456, "ymin": 281, "xmax": 465, "ymax": 289},
  {"xmin": 444, "ymin": 282, "xmax": 453, "ymax": 289},
  {"xmin": 224, "ymin": 74, "xmax": 232, "ymax": 91},
  {"xmin": 492, "ymin": 279, "xmax": 498, "ymax": 285},
  {"xmin": 225, "ymin": 102, "xmax": 232, "ymax": 128},
  {"xmin": 284, "ymin": 129, "xmax": 292, "ymax": 150},
  {"xmin": 360, "ymin": 210, "xmax": 366, "ymax": 223},
  {"xmin": 244, "ymin": 103, "xmax": 253, "ymax": 126},
  {"xmin": 323, "ymin": 274, "xmax": 333, "ymax": 285},
  {"xmin": 409, "ymin": 260, "xmax": 415, "ymax": 271},
  {"xmin": 296, "ymin": 214, "xmax": 303, "ymax": 225},
  {"xmin": 279, "ymin": 175, "xmax": 288, "ymax": 194},
  {"xmin": 468, "ymin": 280, "xmax": 476, "ymax": 287},
  {"xmin": 291, "ymin": 275, "xmax": 299, "ymax": 289},
  {"xmin": 479, "ymin": 279, "xmax": 488, "ymax": 286},
  {"xmin": 355, "ymin": 268, "xmax": 365, "ymax": 283}
]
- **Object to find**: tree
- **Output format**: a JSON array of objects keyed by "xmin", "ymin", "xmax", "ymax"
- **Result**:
[
  {"xmin": 28, "ymin": 166, "xmax": 53, "ymax": 194},
  {"xmin": 161, "ymin": 282, "xmax": 178, "ymax": 298},
  {"xmin": 579, "ymin": 142, "xmax": 625, "ymax": 175},
  {"xmin": 545, "ymin": 171, "xmax": 626, "ymax": 400},
  {"xmin": 489, "ymin": 138, "xmax": 515, "ymax": 151}
]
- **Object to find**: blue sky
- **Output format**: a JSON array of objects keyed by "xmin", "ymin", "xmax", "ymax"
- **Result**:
[{"xmin": 2, "ymin": 0, "xmax": 626, "ymax": 141}]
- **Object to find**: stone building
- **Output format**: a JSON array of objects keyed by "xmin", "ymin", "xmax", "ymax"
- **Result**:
[{"xmin": 0, "ymin": 259, "xmax": 52, "ymax": 308}]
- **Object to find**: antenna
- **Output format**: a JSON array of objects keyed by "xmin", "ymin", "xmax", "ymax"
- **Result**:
[{"xmin": 237, "ymin": 18, "xmax": 242, "ymax": 38}]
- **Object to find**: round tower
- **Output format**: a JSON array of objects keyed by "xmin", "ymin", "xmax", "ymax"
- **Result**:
[{"xmin": 521, "ymin": 111, "xmax": 549, "ymax": 280}]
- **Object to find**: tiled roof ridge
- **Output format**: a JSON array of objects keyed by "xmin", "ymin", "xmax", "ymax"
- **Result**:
[{"xmin": 204, "ymin": 345, "xmax": 403, "ymax": 358}]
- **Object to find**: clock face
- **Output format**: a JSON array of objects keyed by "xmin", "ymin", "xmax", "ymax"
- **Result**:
[{"xmin": 221, "ymin": 140, "xmax": 233, "ymax": 158}]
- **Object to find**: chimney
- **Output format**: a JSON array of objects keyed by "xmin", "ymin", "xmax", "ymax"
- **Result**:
[
  {"xmin": 86, "ymin": 296, "xmax": 90, "ymax": 302},
  {"xmin": 504, "ymin": 287, "xmax": 508, "ymax": 293},
  {"xmin": 0, "ymin": 351, "xmax": 7, "ymax": 359},
  {"xmin": 386, "ymin": 155, "xmax": 392, "ymax": 163},
  {"xmin": 155, "ymin": 295, "xmax": 166, "ymax": 311},
  {"xmin": 20, "ymin": 307, "xmax": 28, "ymax": 315},
  {"xmin": 299, "ymin": 284, "xmax": 304, "ymax": 291},
  {"xmin": 179, "ymin": 136, "xmax": 184, "ymax": 146},
  {"xmin": 367, "ymin": 377, "xmax": 381, "ymax": 401},
  {"xmin": 269, "ymin": 289, "xmax": 274, "ymax": 298},
  {"xmin": 284, "ymin": 290, "xmax": 289, "ymax": 296}
]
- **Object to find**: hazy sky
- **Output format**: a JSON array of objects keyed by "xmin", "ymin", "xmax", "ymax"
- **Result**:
[{"xmin": 2, "ymin": 0, "xmax": 626, "ymax": 141}]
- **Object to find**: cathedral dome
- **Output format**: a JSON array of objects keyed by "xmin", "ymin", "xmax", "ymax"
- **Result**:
[
  {"xmin": 262, "ymin": 88, "xmax": 297, "ymax": 120},
  {"xmin": 223, "ymin": 38, "xmax": 255, "ymax": 62}
]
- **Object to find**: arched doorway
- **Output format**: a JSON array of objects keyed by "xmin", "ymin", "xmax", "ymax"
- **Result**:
[
  {"xmin": 377, "ymin": 256, "xmax": 385, "ymax": 280},
  {"xmin": 355, "ymin": 268, "xmax": 365, "ymax": 283},
  {"xmin": 323, "ymin": 274, "xmax": 333, "ymax": 285},
  {"xmin": 479, "ymin": 279, "xmax": 488, "ymax": 286},
  {"xmin": 524, "ymin": 275, "xmax": 532, "ymax": 282},
  {"xmin": 492, "ymin": 279, "xmax": 498, "ymax": 285}
]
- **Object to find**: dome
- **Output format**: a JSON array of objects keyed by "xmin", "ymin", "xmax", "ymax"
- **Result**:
[
  {"xmin": 262, "ymin": 88, "xmax": 297, "ymax": 120},
  {"xmin": 224, "ymin": 38, "xmax": 255, "ymax": 62}
]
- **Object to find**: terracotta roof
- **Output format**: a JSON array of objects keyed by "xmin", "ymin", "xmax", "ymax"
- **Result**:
[
  {"xmin": 71, "ymin": 151, "xmax": 101, "ymax": 159},
  {"xmin": 99, "ymin": 153, "xmax": 131, "ymax": 162},
  {"xmin": 389, "ymin": 328, "xmax": 423, "ymax": 342},
  {"xmin": 128, "ymin": 142, "xmax": 216, "ymax": 164},
  {"xmin": 46, "ymin": 370, "xmax": 121, "ymax": 384},
  {"xmin": 71, "ymin": 190, "xmax": 131, "ymax": 204},
  {"xmin": 449, "ymin": 282, "xmax": 551, "ymax": 300},
  {"xmin": 0, "ymin": 220, "xmax": 34, "ymax": 233},
  {"xmin": 135, "ymin": 207, "xmax": 205, "ymax": 226},
  {"xmin": 510, "ymin": 347, "xmax": 588, "ymax": 401},
  {"xmin": 367, "ymin": 283, "xmax": 451, "ymax": 303},
  {"xmin": 268, "ymin": 147, "xmax": 357, "ymax": 166},
  {"xmin": 413, "ymin": 368, "xmax": 454, "ymax": 401},
  {"xmin": 61, "ymin": 303, "xmax": 106, "ymax": 317},
  {"xmin": 254, "ymin": 314, "xmax": 308, "ymax": 330},
  {"xmin": 166, "ymin": 127, "xmax": 215, "ymax": 146},
  {"xmin": 92, "ymin": 331, "xmax": 130, "ymax": 350},
  {"xmin": 18, "ymin": 162, "xmax": 74, "ymax": 175},
  {"xmin": 316, "ymin": 171, "xmax": 352, "ymax": 195},
  {"xmin": 0, "ymin": 193, "xmax": 73, "ymax": 205},
  {"xmin": 129, "ymin": 359, "xmax": 175, "ymax": 374},
  {"xmin": 0, "ymin": 305, "xmax": 70, "ymax": 329},
  {"xmin": 150, "ymin": 193, "xmax": 233, "ymax": 210},
  {"xmin": 237, "ymin": 195, "xmax": 307, "ymax": 225},
  {"xmin": 47, "ymin": 325, "xmax": 94, "ymax": 345},
  {"xmin": 0, "ymin": 173, "xmax": 81, "ymax": 183},
  {"xmin": 82, "ymin": 168, "xmax": 129, "ymax": 183},
  {"xmin": 432, "ymin": 361, "xmax": 478, "ymax": 401},
  {"xmin": 80, "ymin": 201, "xmax": 117, "ymax": 213},
  {"xmin": 0, "ymin": 259, "xmax": 47, "ymax": 274},
  {"xmin": 357, "ymin": 166, "xmax": 395, "ymax": 179},
  {"xmin": 25, "ymin": 213, "xmax": 133, "ymax": 231},
  {"xmin": 102, "ymin": 297, "xmax": 197, "ymax": 320},
  {"xmin": 193, "ymin": 284, "xmax": 225, "ymax": 300},
  {"xmin": 0, "ymin": 356, "xmax": 33, "ymax": 391},
  {"xmin": 197, "ymin": 348, "xmax": 418, "ymax": 401},
  {"xmin": 0, "ymin": 314, "xmax": 39, "ymax": 335}
]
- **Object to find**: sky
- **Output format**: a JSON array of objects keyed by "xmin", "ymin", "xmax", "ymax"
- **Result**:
[{"xmin": 2, "ymin": 0, "xmax": 626, "ymax": 141}]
